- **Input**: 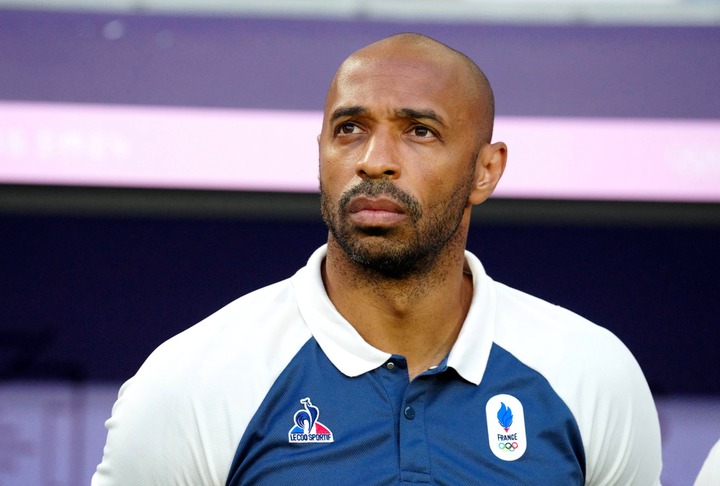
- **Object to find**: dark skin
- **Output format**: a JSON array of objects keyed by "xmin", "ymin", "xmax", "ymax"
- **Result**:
[{"xmin": 318, "ymin": 34, "xmax": 507, "ymax": 379}]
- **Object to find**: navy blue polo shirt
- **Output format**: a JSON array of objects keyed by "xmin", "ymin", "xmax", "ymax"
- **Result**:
[
  {"xmin": 227, "ymin": 340, "xmax": 584, "ymax": 485},
  {"xmin": 93, "ymin": 245, "xmax": 662, "ymax": 485}
]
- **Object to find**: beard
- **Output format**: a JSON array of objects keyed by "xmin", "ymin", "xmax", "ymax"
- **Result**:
[{"xmin": 320, "ymin": 164, "xmax": 475, "ymax": 280}]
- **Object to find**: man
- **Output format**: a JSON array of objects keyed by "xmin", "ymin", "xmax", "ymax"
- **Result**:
[{"xmin": 93, "ymin": 33, "xmax": 662, "ymax": 484}]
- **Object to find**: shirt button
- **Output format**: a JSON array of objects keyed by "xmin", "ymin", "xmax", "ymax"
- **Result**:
[
  {"xmin": 404, "ymin": 406, "xmax": 416, "ymax": 420},
  {"xmin": 386, "ymin": 362, "xmax": 395, "ymax": 370}
]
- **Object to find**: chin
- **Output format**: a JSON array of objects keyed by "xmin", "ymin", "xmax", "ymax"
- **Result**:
[{"xmin": 345, "ymin": 239, "xmax": 433, "ymax": 279}]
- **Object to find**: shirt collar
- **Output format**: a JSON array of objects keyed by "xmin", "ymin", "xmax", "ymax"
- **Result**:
[
  {"xmin": 446, "ymin": 251, "xmax": 496, "ymax": 385},
  {"xmin": 291, "ymin": 245, "xmax": 496, "ymax": 384},
  {"xmin": 291, "ymin": 245, "xmax": 391, "ymax": 377}
]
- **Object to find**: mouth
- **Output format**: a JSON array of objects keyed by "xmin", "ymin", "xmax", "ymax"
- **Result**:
[{"xmin": 346, "ymin": 196, "xmax": 408, "ymax": 226}]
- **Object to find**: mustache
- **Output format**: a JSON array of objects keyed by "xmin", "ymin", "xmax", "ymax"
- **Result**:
[{"xmin": 338, "ymin": 179, "xmax": 422, "ymax": 221}]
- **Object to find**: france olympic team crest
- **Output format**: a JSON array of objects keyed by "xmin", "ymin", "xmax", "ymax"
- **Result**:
[
  {"xmin": 485, "ymin": 394, "xmax": 527, "ymax": 461},
  {"xmin": 288, "ymin": 397, "xmax": 334, "ymax": 443}
]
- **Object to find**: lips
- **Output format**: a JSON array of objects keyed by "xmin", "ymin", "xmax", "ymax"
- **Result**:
[
  {"xmin": 346, "ymin": 196, "xmax": 407, "ymax": 226},
  {"xmin": 347, "ymin": 196, "xmax": 405, "ymax": 214}
]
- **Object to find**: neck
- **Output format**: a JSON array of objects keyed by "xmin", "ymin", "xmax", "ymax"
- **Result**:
[{"xmin": 323, "ymin": 235, "xmax": 473, "ymax": 380}]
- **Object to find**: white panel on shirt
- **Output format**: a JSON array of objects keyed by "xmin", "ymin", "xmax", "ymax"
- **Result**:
[
  {"xmin": 491, "ymin": 281, "xmax": 663, "ymax": 486},
  {"xmin": 92, "ymin": 279, "xmax": 312, "ymax": 486}
]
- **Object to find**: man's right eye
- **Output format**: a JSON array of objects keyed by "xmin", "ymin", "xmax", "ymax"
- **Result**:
[{"xmin": 337, "ymin": 123, "xmax": 359, "ymax": 135}]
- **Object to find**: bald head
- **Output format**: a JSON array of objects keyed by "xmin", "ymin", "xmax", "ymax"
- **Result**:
[
  {"xmin": 326, "ymin": 33, "xmax": 496, "ymax": 143},
  {"xmin": 318, "ymin": 32, "xmax": 508, "ymax": 277}
]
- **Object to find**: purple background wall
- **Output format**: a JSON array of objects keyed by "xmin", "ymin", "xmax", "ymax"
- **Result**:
[
  {"xmin": 1, "ymin": 10, "xmax": 719, "ymax": 118},
  {"xmin": 1, "ymin": 9, "xmax": 719, "ymax": 396}
]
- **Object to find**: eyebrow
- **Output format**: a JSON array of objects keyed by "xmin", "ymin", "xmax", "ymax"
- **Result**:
[
  {"xmin": 330, "ymin": 106, "xmax": 367, "ymax": 122},
  {"xmin": 395, "ymin": 108, "xmax": 447, "ymax": 127},
  {"xmin": 330, "ymin": 106, "xmax": 447, "ymax": 127}
]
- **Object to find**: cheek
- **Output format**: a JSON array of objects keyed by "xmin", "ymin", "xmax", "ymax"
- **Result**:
[
  {"xmin": 319, "ymin": 143, "xmax": 345, "ymax": 172},
  {"xmin": 415, "ymin": 163, "xmax": 453, "ymax": 195},
  {"xmin": 320, "ymin": 162, "xmax": 351, "ymax": 192},
  {"xmin": 319, "ymin": 151, "xmax": 360, "ymax": 192},
  {"xmin": 419, "ymin": 166, "xmax": 474, "ymax": 210}
]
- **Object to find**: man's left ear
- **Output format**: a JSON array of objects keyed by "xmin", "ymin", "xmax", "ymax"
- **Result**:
[{"xmin": 469, "ymin": 141, "xmax": 507, "ymax": 205}]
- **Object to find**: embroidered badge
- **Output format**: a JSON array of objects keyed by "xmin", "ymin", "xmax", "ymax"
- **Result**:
[
  {"xmin": 485, "ymin": 394, "xmax": 527, "ymax": 461},
  {"xmin": 288, "ymin": 397, "xmax": 334, "ymax": 443}
]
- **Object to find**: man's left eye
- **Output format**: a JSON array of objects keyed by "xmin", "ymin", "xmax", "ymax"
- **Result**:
[{"xmin": 411, "ymin": 126, "xmax": 433, "ymax": 138}]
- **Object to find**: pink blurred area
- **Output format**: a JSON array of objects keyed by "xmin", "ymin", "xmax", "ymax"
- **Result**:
[{"xmin": 1, "ymin": 101, "xmax": 719, "ymax": 202}]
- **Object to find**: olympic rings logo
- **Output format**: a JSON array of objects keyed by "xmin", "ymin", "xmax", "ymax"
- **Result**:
[{"xmin": 498, "ymin": 441, "xmax": 519, "ymax": 451}]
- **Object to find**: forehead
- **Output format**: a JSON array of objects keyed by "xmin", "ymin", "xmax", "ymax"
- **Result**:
[{"xmin": 326, "ymin": 46, "xmax": 477, "ymax": 121}]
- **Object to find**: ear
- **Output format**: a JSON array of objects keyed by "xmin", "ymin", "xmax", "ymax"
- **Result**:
[{"xmin": 469, "ymin": 141, "xmax": 507, "ymax": 206}]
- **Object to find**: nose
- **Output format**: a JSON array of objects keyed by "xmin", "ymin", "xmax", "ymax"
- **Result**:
[{"xmin": 355, "ymin": 130, "xmax": 400, "ymax": 180}]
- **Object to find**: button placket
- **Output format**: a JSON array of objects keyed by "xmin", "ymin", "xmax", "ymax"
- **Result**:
[{"xmin": 398, "ymin": 383, "xmax": 431, "ymax": 482}]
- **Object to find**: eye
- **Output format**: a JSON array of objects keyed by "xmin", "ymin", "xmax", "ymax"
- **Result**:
[
  {"xmin": 408, "ymin": 124, "xmax": 436, "ymax": 139},
  {"xmin": 412, "ymin": 126, "xmax": 430, "ymax": 137},
  {"xmin": 336, "ymin": 122, "xmax": 360, "ymax": 135}
]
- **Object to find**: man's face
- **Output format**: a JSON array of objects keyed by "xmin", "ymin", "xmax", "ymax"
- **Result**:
[{"xmin": 318, "ymin": 43, "xmax": 486, "ymax": 278}]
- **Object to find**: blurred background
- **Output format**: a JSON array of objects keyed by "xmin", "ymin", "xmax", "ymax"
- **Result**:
[{"xmin": 1, "ymin": 0, "xmax": 719, "ymax": 484}]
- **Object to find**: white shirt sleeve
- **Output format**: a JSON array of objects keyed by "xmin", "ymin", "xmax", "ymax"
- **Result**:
[
  {"xmin": 492, "ymin": 283, "xmax": 663, "ymax": 485},
  {"xmin": 91, "ymin": 281, "xmax": 311, "ymax": 485},
  {"xmin": 91, "ymin": 343, "xmax": 237, "ymax": 486}
]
